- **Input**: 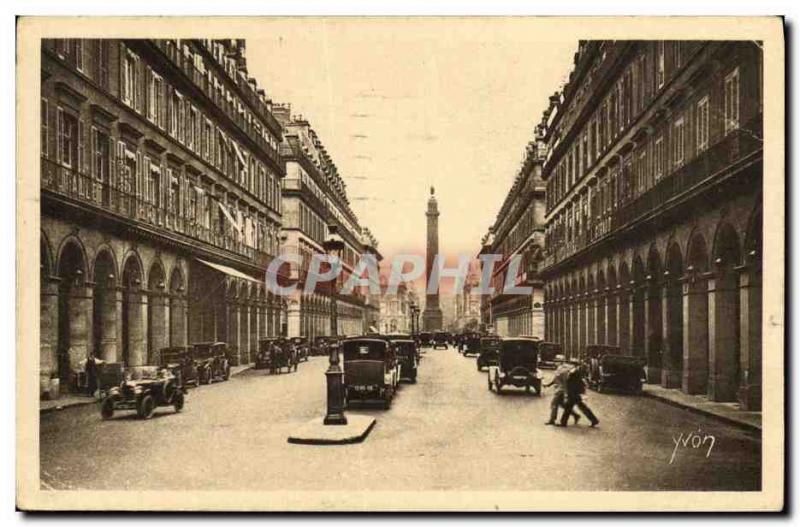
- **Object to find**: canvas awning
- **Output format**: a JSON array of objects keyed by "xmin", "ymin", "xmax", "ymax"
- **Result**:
[{"xmin": 196, "ymin": 258, "xmax": 260, "ymax": 284}]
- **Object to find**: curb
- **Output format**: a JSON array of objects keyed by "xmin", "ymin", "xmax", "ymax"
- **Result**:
[
  {"xmin": 40, "ymin": 399, "xmax": 97, "ymax": 415},
  {"xmin": 642, "ymin": 390, "xmax": 761, "ymax": 433}
]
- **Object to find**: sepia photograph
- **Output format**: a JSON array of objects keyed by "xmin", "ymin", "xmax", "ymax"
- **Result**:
[{"xmin": 15, "ymin": 15, "xmax": 784, "ymax": 511}]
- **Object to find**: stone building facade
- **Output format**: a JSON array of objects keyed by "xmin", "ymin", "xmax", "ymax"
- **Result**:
[
  {"xmin": 274, "ymin": 106, "xmax": 380, "ymax": 339},
  {"xmin": 478, "ymin": 137, "xmax": 547, "ymax": 338},
  {"xmin": 40, "ymin": 39, "xmax": 286, "ymax": 398},
  {"xmin": 539, "ymin": 41, "xmax": 762, "ymax": 410}
]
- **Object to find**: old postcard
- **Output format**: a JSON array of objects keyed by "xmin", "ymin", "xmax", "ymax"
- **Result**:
[{"xmin": 16, "ymin": 16, "xmax": 784, "ymax": 511}]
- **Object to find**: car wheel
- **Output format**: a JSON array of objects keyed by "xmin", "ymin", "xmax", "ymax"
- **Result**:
[
  {"xmin": 173, "ymin": 391, "xmax": 185, "ymax": 413},
  {"xmin": 100, "ymin": 398, "xmax": 114, "ymax": 420},
  {"xmin": 138, "ymin": 395, "xmax": 155, "ymax": 419}
]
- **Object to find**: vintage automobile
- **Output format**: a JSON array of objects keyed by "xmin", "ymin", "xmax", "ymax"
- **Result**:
[
  {"xmin": 432, "ymin": 331, "xmax": 449, "ymax": 350},
  {"xmin": 487, "ymin": 338, "xmax": 543, "ymax": 395},
  {"xmin": 461, "ymin": 332, "xmax": 482, "ymax": 356},
  {"xmin": 538, "ymin": 342, "xmax": 564, "ymax": 369},
  {"xmin": 100, "ymin": 365, "xmax": 186, "ymax": 419},
  {"xmin": 342, "ymin": 338, "xmax": 400, "ymax": 409},
  {"xmin": 418, "ymin": 332, "xmax": 433, "ymax": 348},
  {"xmin": 393, "ymin": 339, "xmax": 419, "ymax": 383},
  {"xmin": 312, "ymin": 336, "xmax": 339, "ymax": 357},
  {"xmin": 159, "ymin": 346, "xmax": 200, "ymax": 387},
  {"xmin": 381, "ymin": 333, "xmax": 420, "ymax": 362},
  {"xmin": 476, "ymin": 335, "xmax": 502, "ymax": 371},
  {"xmin": 584, "ymin": 347, "xmax": 646, "ymax": 393},
  {"xmin": 192, "ymin": 342, "xmax": 231, "ymax": 384},
  {"xmin": 289, "ymin": 336, "xmax": 310, "ymax": 362}
]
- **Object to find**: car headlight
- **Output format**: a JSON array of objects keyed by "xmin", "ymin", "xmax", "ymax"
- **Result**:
[{"xmin": 134, "ymin": 386, "xmax": 143, "ymax": 394}]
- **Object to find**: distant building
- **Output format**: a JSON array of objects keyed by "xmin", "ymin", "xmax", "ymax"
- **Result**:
[
  {"xmin": 477, "ymin": 134, "xmax": 547, "ymax": 338},
  {"xmin": 539, "ymin": 41, "xmax": 762, "ymax": 410},
  {"xmin": 274, "ymin": 106, "xmax": 380, "ymax": 338}
]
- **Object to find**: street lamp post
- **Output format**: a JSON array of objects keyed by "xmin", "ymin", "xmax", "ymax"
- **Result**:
[{"xmin": 323, "ymin": 225, "xmax": 347, "ymax": 426}]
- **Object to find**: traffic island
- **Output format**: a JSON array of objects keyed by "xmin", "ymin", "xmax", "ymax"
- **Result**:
[{"xmin": 287, "ymin": 414, "xmax": 376, "ymax": 445}]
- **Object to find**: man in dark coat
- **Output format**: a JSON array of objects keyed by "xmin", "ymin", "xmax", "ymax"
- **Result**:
[{"xmin": 559, "ymin": 365, "xmax": 599, "ymax": 427}]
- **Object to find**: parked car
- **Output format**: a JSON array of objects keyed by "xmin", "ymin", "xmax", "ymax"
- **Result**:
[
  {"xmin": 394, "ymin": 339, "xmax": 419, "ymax": 383},
  {"xmin": 100, "ymin": 365, "xmax": 186, "ymax": 419},
  {"xmin": 341, "ymin": 338, "xmax": 399, "ymax": 409},
  {"xmin": 312, "ymin": 336, "xmax": 339, "ymax": 357},
  {"xmin": 192, "ymin": 342, "xmax": 231, "ymax": 384},
  {"xmin": 289, "ymin": 336, "xmax": 310, "ymax": 362},
  {"xmin": 538, "ymin": 342, "xmax": 563, "ymax": 369},
  {"xmin": 487, "ymin": 338, "xmax": 543, "ymax": 395},
  {"xmin": 584, "ymin": 348, "xmax": 646, "ymax": 393},
  {"xmin": 159, "ymin": 346, "xmax": 200, "ymax": 387},
  {"xmin": 476, "ymin": 335, "xmax": 502, "ymax": 371},
  {"xmin": 418, "ymin": 332, "xmax": 433, "ymax": 348},
  {"xmin": 462, "ymin": 332, "xmax": 482, "ymax": 356}
]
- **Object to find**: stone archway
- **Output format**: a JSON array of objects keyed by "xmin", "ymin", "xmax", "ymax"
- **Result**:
[
  {"xmin": 92, "ymin": 249, "xmax": 118, "ymax": 362},
  {"xmin": 121, "ymin": 253, "xmax": 145, "ymax": 367},
  {"xmin": 663, "ymin": 242, "xmax": 684, "ymax": 388},
  {"xmin": 56, "ymin": 239, "xmax": 89, "ymax": 389},
  {"xmin": 683, "ymin": 232, "xmax": 710, "ymax": 395},
  {"xmin": 709, "ymin": 222, "xmax": 742, "ymax": 402}
]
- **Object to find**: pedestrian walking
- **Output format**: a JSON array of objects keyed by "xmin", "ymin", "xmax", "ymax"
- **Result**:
[
  {"xmin": 559, "ymin": 364, "xmax": 599, "ymax": 427},
  {"xmin": 543, "ymin": 363, "xmax": 579, "ymax": 425}
]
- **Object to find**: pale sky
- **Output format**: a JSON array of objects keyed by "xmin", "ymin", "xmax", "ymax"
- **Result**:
[{"xmin": 246, "ymin": 19, "xmax": 577, "ymax": 260}]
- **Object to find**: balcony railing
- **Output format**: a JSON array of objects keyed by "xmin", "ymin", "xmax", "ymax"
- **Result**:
[
  {"xmin": 542, "ymin": 121, "xmax": 762, "ymax": 271},
  {"xmin": 41, "ymin": 157, "xmax": 271, "ymax": 269},
  {"xmin": 151, "ymin": 40, "xmax": 282, "ymax": 169}
]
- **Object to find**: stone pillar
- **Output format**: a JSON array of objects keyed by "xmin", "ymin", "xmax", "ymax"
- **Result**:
[
  {"xmin": 249, "ymin": 303, "xmax": 258, "ymax": 361},
  {"xmin": 228, "ymin": 301, "xmax": 240, "ymax": 365},
  {"xmin": 40, "ymin": 277, "xmax": 60, "ymax": 398},
  {"xmin": 587, "ymin": 293, "xmax": 596, "ymax": 346},
  {"xmin": 607, "ymin": 288, "xmax": 618, "ymax": 346},
  {"xmin": 644, "ymin": 280, "xmax": 662, "ymax": 383},
  {"xmin": 126, "ymin": 290, "xmax": 147, "ymax": 367},
  {"xmin": 169, "ymin": 295, "xmax": 187, "ymax": 347},
  {"xmin": 738, "ymin": 265, "xmax": 761, "ymax": 410},
  {"xmin": 597, "ymin": 293, "xmax": 606, "ymax": 345},
  {"xmin": 287, "ymin": 298, "xmax": 301, "ymax": 338},
  {"xmin": 660, "ymin": 282, "xmax": 682, "ymax": 388},
  {"xmin": 148, "ymin": 290, "xmax": 169, "ymax": 363},
  {"xmin": 618, "ymin": 286, "xmax": 630, "ymax": 354},
  {"xmin": 682, "ymin": 275, "xmax": 709, "ymax": 395},
  {"xmin": 707, "ymin": 272, "xmax": 740, "ymax": 402},
  {"xmin": 95, "ymin": 286, "xmax": 119, "ymax": 362}
]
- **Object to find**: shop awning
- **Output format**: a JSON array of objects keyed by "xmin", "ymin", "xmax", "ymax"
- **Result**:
[{"xmin": 196, "ymin": 258, "xmax": 260, "ymax": 284}]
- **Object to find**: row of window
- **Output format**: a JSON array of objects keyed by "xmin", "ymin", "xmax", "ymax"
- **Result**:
[
  {"xmin": 545, "ymin": 67, "xmax": 741, "ymax": 252},
  {"xmin": 42, "ymin": 96, "xmax": 281, "ymax": 258},
  {"xmin": 118, "ymin": 43, "xmax": 282, "ymax": 213},
  {"xmin": 545, "ymin": 42, "xmax": 724, "ymax": 212}
]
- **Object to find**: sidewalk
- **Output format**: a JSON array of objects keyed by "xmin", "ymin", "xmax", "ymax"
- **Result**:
[
  {"xmin": 40, "ymin": 364, "xmax": 254, "ymax": 415},
  {"xmin": 642, "ymin": 384, "xmax": 761, "ymax": 432}
]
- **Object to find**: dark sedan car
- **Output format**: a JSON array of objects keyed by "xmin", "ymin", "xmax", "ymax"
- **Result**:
[
  {"xmin": 476, "ymin": 336, "xmax": 502, "ymax": 371},
  {"xmin": 393, "ymin": 339, "xmax": 419, "ymax": 383},
  {"xmin": 487, "ymin": 338, "xmax": 543, "ymax": 395},
  {"xmin": 342, "ymin": 338, "xmax": 400, "ymax": 409}
]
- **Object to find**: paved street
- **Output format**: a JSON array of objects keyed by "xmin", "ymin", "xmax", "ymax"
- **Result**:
[{"xmin": 40, "ymin": 346, "xmax": 760, "ymax": 491}]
